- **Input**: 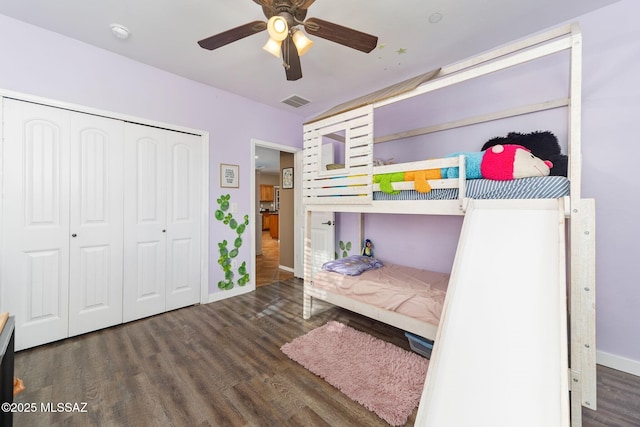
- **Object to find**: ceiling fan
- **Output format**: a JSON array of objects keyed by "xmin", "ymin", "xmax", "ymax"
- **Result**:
[{"xmin": 197, "ymin": 0, "xmax": 379, "ymax": 81}]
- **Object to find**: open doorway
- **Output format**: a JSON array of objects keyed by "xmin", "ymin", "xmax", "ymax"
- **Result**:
[{"xmin": 251, "ymin": 140, "xmax": 297, "ymax": 287}]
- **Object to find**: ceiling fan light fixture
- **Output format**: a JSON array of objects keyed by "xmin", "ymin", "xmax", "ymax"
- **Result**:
[
  {"xmin": 291, "ymin": 28, "xmax": 313, "ymax": 56},
  {"xmin": 197, "ymin": 2, "xmax": 379, "ymax": 81},
  {"xmin": 267, "ymin": 16, "xmax": 289, "ymax": 42},
  {"xmin": 262, "ymin": 37, "xmax": 282, "ymax": 57}
]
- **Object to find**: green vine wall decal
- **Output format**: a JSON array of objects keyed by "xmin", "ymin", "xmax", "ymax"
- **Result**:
[
  {"xmin": 335, "ymin": 240, "xmax": 352, "ymax": 259},
  {"xmin": 215, "ymin": 194, "xmax": 250, "ymax": 290}
]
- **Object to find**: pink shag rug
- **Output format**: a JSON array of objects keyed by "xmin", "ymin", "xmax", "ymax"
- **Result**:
[{"xmin": 281, "ymin": 321, "xmax": 429, "ymax": 426}]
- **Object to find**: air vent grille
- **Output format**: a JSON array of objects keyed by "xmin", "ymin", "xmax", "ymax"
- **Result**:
[{"xmin": 281, "ymin": 94, "xmax": 311, "ymax": 108}]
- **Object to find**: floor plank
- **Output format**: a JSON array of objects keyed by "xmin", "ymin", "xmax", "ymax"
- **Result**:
[
  {"xmin": 11, "ymin": 278, "xmax": 640, "ymax": 426},
  {"xmin": 256, "ymin": 231, "xmax": 294, "ymax": 287}
]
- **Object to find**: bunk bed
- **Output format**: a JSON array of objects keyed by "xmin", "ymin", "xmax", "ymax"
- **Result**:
[{"xmin": 301, "ymin": 23, "xmax": 595, "ymax": 426}]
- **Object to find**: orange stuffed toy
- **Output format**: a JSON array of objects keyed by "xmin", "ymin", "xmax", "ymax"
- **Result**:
[{"xmin": 404, "ymin": 169, "xmax": 442, "ymax": 193}]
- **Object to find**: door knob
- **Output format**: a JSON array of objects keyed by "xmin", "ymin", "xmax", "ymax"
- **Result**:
[
  {"xmin": 71, "ymin": 233, "xmax": 77, "ymax": 237},
  {"xmin": 321, "ymin": 221, "xmax": 334, "ymax": 226}
]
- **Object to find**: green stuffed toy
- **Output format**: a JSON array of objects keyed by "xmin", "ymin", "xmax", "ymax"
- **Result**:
[{"xmin": 373, "ymin": 172, "xmax": 405, "ymax": 194}]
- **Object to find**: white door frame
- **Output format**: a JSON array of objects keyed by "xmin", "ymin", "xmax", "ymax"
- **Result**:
[{"xmin": 250, "ymin": 139, "xmax": 299, "ymax": 288}]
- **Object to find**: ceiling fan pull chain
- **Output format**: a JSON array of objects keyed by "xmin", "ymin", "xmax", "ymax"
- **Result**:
[{"xmin": 283, "ymin": 32, "xmax": 290, "ymax": 70}]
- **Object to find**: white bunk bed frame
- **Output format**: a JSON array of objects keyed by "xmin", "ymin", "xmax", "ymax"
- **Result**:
[{"xmin": 301, "ymin": 23, "xmax": 595, "ymax": 425}]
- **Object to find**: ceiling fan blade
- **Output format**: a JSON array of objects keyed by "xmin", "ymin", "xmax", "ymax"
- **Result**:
[
  {"xmin": 252, "ymin": 0, "xmax": 274, "ymax": 7},
  {"xmin": 304, "ymin": 18, "xmax": 378, "ymax": 53},
  {"xmin": 282, "ymin": 37, "xmax": 302, "ymax": 81},
  {"xmin": 198, "ymin": 21, "xmax": 267, "ymax": 50}
]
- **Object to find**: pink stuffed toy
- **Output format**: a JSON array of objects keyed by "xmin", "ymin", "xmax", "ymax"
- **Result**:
[{"xmin": 481, "ymin": 144, "xmax": 553, "ymax": 180}]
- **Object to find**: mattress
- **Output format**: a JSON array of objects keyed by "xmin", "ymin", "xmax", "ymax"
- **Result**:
[
  {"xmin": 312, "ymin": 263, "xmax": 449, "ymax": 324},
  {"xmin": 373, "ymin": 175, "xmax": 570, "ymax": 201}
]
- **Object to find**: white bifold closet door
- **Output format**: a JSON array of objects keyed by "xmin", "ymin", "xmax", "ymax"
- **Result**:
[
  {"xmin": 68, "ymin": 110, "xmax": 124, "ymax": 336},
  {"xmin": 1, "ymin": 99, "xmax": 124, "ymax": 349},
  {"xmin": 122, "ymin": 123, "xmax": 201, "ymax": 322},
  {"xmin": 2, "ymin": 98, "xmax": 203, "ymax": 350}
]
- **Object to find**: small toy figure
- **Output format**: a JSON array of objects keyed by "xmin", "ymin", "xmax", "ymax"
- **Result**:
[{"xmin": 362, "ymin": 239, "xmax": 373, "ymax": 257}]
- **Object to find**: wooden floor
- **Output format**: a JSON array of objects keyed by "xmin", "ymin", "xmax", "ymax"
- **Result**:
[
  {"xmin": 12, "ymin": 278, "xmax": 640, "ymax": 427},
  {"xmin": 256, "ymin": 230, "xmax": 293, "ymax": 287}
]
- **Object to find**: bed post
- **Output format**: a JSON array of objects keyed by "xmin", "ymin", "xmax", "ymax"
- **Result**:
[
  {"xmin": 358, "ymin": 213, "xmax": 365, "ymax": 253},
  {"xmin": 303, "ymin": 208, "xmax": 313, "ymax": 319},
  {"xmin": 567, "ymin": 22, "xmax": 597, "ymax": 426}
]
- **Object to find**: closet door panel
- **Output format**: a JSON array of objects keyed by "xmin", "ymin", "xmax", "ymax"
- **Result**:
[
  {"xmin": 165, "ymin": 132, "xmax": 201, "ymax": 310},
  {"xmin": 1, "ymin": 99, "xmax": 70, "ymax": 350},
  {"xmin": 68, "ymin": 114, "xmax": 124, "ymax": 336},
  {"xmin": 123, "ymin": 124, "xmax": 167, "ymax": 322}
]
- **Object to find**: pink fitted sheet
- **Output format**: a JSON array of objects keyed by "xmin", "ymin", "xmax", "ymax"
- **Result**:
[{"xmin": 312, "ymin": 263, "xmax": 449, "ymax": 324}]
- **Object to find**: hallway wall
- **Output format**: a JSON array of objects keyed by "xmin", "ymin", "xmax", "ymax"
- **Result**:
[{"xmin": 279, "ymin": 152, "xmax": 295, "ymax": 269}]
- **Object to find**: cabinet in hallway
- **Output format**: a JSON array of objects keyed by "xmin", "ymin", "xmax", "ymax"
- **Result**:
[
  {"xmin": 260, "ymin": 185, "xmax": 274, "ymax": 201},
  {"xmin": 262, "ymin": 212, "xmax": 270, "ymax": 230},
  {"xmin": 269, "ymin": 214, "xmax": 279, "ymax": 239}
]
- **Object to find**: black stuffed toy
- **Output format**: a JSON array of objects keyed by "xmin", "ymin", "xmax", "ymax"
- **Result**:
[{"xmin": 481, "ymin": 131, "xmax": 568, "ymax": 177}]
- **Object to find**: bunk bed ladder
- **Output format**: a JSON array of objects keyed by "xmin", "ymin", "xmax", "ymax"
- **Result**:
[{"xmin": 416, "ymin": 198, "xmax": 570, "ymax": 427}]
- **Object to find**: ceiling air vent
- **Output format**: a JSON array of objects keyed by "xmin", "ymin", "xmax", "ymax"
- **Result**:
[{"xmin": 281, "ymin": 94, "xmax": 311, "ymax": 108}]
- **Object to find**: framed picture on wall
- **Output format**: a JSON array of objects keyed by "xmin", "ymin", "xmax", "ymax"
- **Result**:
[
  {"xmin": 220, "ymin": 163, "xmax": 239, "ymax": 188},
  {"xmin": 282, "ymin": 167, "xmax": 294, "ymax": 189}
]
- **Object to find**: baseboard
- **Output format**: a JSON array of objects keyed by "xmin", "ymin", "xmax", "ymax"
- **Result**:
[
  {"xmin": 597, "ymin": 350, "xmax": 640, "ymax": 377},
  {"xmin": 279, "ymin": 265, "xmax": 294, "ymax": 273},
  {"xmin": 208, "ymin": 285, "xmax": 253, "ymax": 303}
]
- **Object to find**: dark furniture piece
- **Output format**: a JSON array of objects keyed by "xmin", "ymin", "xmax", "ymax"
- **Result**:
[{"xmin": 1, "ymin": 316, "xmax": 15, "ymax": 427}]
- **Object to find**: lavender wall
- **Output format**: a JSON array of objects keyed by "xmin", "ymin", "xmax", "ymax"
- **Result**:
[
  {"xmin": 0, "ymin": 14, "xmax": 304, "ymax": 297},
  {"xmin": 331, "ymin": 0, "xmax": 640, "ymax": 368},
  {"xmin": 578, "ymin": 0, "xmax": 640, "ymax": 368}
]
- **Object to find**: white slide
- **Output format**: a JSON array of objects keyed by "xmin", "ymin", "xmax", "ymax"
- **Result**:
[{"xmin": 415, "ymin": 199, "xmax": 570, "ymax": 427}]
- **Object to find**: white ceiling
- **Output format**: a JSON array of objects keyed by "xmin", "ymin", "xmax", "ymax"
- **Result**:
[
  {"xmin": 255, "ymin": 145, "xmax": 282, "ymax": 175},
  {"xmin": 0, "ymin": 0, "xmax": 617, "ymax": 120}
]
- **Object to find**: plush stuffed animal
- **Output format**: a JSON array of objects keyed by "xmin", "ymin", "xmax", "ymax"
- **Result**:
[
  {"xmin": 482, "ymin": 131, "xmax": 567, "ymax": 177},
  {"xmin": 373, "ymin": 172, "xmax": 405, "ymax": 194},
  {"xmin": 404, "ymin": 169, "xmax": 443, "ymax": 192},
  {"xmin": 375, "ymin": 144, "xmax": 552, "ymax": 194},
  {"xmin": 376, "ymin": 169, "xmax": 443, "ymax": 193},
  {"xmin": 441, "ymin": 151, "xmax": 485, "ymax": 179},
  {"xmin": 441, "ymin": 144, "xmax": 553, "ymax": 180}
]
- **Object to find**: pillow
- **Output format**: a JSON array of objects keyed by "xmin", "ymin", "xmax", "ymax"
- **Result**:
[
  {"xmin": 321, "ymin": 255, "xmax": 383, "ymax": 276},
  {"xmin": 326, "ymin": 163, "xmax": 345, "ymax": 170}
]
